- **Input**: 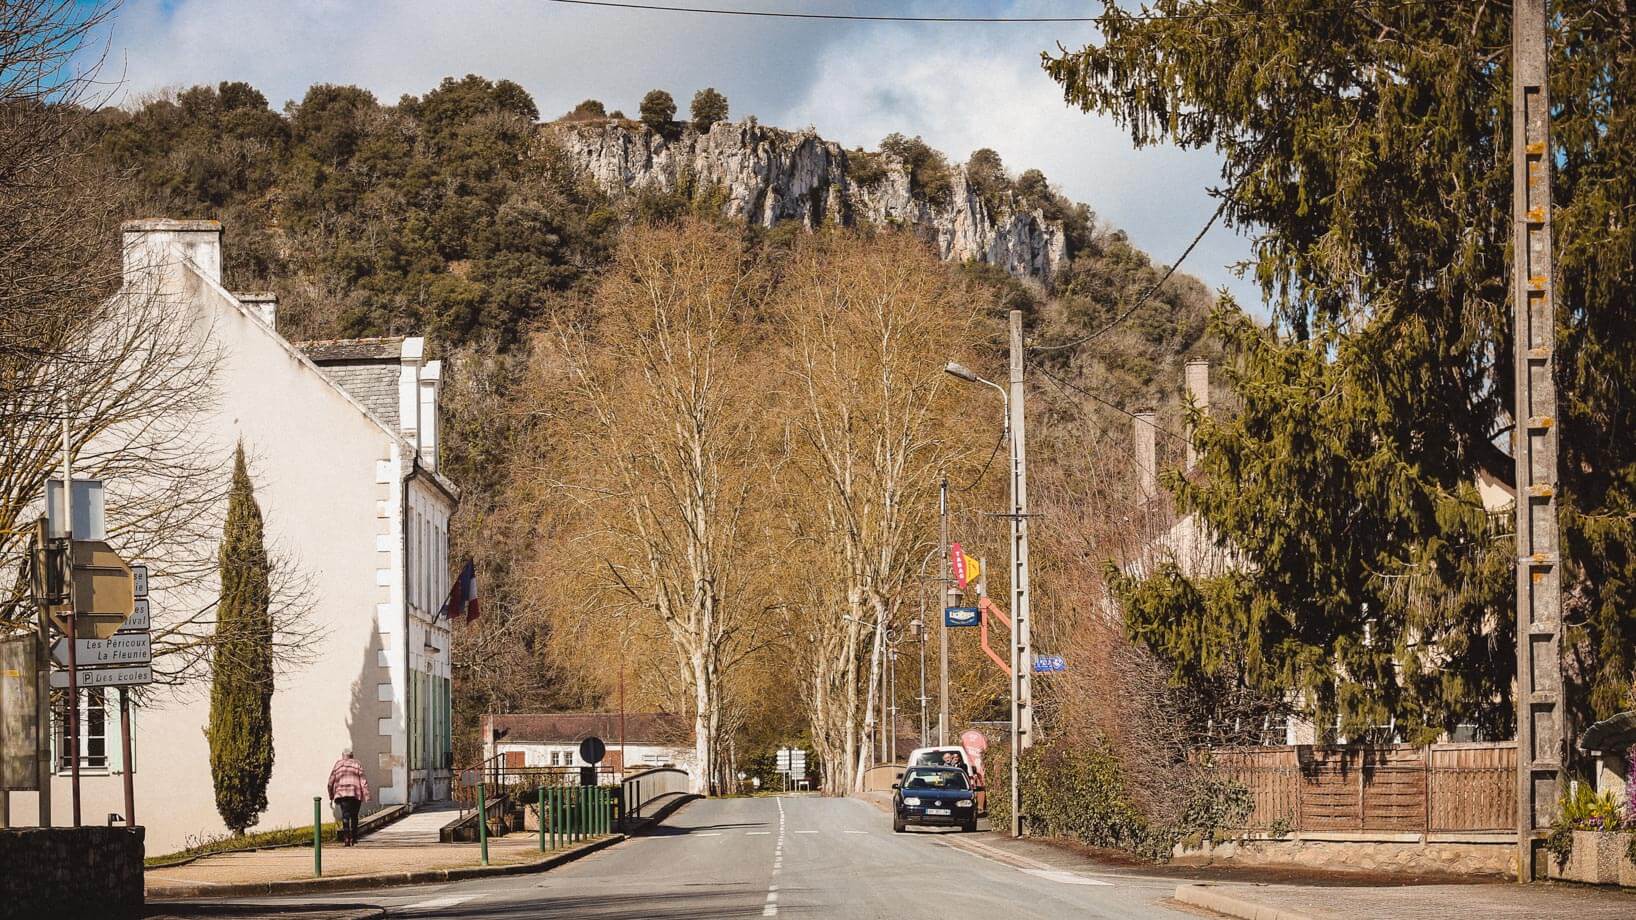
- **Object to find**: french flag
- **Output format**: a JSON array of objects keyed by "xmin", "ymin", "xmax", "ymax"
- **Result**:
[{"xmin": 439, "ymin": 560, "xmax": 480, "ymax": 624}]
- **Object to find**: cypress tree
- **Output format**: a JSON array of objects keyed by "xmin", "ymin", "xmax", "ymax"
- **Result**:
[{"xmin": 208, "ymin": 443, "xmax": 275, "ymax": 834}]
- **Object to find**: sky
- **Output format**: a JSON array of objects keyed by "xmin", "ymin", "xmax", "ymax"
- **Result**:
[{"xmin": 91, "ymin": 0, "xmax": 1259, "ymax": 308}]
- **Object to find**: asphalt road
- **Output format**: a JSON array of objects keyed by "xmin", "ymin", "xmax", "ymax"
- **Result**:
[{"xmin": 153, "ymin": 796, "xmax": 1197, "ymax": 919}]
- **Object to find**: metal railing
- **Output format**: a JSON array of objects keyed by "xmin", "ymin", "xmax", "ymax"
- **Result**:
[
  {"xmin": 453, "ymin": 754, "xmax": 620, "ymax": 818},
  {"xmin": 621, "ymin": 767, "xmax": 692, "ymax": 823}
]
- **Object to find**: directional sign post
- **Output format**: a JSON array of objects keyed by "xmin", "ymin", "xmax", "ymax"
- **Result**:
[
  {"xmin": 50, "ymin": 666, "xmax": 153, "ymax": 690},
  {"xmin": 52, "ymin": 634, "xmax": 151, "ymax": 668}
]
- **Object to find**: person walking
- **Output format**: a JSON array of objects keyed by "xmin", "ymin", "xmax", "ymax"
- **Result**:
[{"xmin": 327, "ymin": 748, "xmax": 371, "ymax": 846}]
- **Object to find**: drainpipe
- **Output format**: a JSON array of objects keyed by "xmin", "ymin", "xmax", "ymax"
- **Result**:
[{"xmin": 401, "ymin": 449, "xmax": 413, "ymax": 809}]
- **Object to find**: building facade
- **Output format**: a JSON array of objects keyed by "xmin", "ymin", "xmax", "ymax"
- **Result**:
[
  {"xmin": 26, "ymin": 220, "xmax": 456, "ymax": 854},
  {"xmin": 481, "ymin": 713, "xmax": 695, "ymax": 778}
]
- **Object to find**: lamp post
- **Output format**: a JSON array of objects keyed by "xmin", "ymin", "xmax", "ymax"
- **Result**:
[{"xmin": 944, "ymin": 307, "xmax": 1032, "ymax": 838}]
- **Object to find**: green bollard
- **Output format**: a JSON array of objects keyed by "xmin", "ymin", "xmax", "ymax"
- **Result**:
[
  {"xmin": 538, "ymin": 786, "xmax": 546, "ymax": 852},
  {"xmin": 477, "ymin": 782, "xmax": 490, "ymax": 866},
  {"xmin": 600, "ymin": 787, "xmax": 608, "ymax": 835},
  {"xmin": 313, "ymin": 797, "xmax": 322, "ymax": 878},
  {"xmin": 551, "ymin": 786, "xmax": 559, "ymax": 849}
]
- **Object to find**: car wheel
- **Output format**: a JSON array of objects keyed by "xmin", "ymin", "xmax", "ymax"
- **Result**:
[{"xmin": 893, "ymin": 814, "xmax": 906, "ymax": 833}]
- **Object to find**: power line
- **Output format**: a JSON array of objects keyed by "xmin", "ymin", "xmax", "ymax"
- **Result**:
[
  {"xmin": 1035, "ymin": 360, "xmax": 1187, "ymax": 445},
  {"xmin": 543, "ymin": 0, "xmax": 1098, "ymax": 22},
  {"xmin": 1030, "ymin": 197, "xmax": 1227, "ymax": 354}
]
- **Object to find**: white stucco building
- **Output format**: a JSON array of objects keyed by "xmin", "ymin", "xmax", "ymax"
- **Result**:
[
  {"xmin": 19, "ymin": 220, "xmax": 457, "ymax": 854},
  {"xmin": 482, "ymin": 713, "xmax": 695, "ymax": 779}
]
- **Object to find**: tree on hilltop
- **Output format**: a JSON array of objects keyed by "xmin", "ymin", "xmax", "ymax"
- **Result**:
[
  {"xmin": 639, "ymin": 89, "xmax": 677, "ymax": 132},
  {"xmin": 691, "ymin": 87, "xmax": 729, "ymax": 131}
]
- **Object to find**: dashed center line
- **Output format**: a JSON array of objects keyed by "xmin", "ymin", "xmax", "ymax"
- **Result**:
[{"xmin": 764, "ymin": 795, "xmax": 786, "ymax": 916}]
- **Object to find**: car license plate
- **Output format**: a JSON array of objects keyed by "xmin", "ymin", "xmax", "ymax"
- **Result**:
[{"xmin": 926, "ymin": 808, "xmax": 951, "ymax": 816}]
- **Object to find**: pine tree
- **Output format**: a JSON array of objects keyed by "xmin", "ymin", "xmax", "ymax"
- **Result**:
[
  {"xmin": 208, "ymin": 443, "xmax": 275, "ymax": 833},
  {"xmin": 1054, "ymin": 2, "xmax": 1636, "ymax": 733}
]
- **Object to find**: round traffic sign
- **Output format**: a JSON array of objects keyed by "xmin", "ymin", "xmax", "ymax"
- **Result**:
[{"xmin": 579, "ymin": 735, "xmax": 606, "ymax": 765}]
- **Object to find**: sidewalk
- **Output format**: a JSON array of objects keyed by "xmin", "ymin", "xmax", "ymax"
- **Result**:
[
  {"xmin": 145, "ymin": 831, "xmax": 619, "ymax": 900},
  {"xmin": 955, "ymin": 828, "xmax": 1636, "ymax": 919},
  {"xmin": 853, "ymin": 796, "xmax": 1636, "ymax": 920}
]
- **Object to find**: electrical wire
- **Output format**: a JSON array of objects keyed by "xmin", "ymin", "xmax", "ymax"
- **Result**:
[
  {"xmin": 543, "ymin": 0, "xmax": 1099, "ymax": 21},
  {"xmin": 1035, "ymin": 360, "xmax": 1187, "ymax": 444},
  {"xmin": 1030, "ymin": 197, "xmax": 1227, "ymax": 354},
  {"xmin": 953, "ymin": 427, "xmax": 1005, "ymax": 492}
]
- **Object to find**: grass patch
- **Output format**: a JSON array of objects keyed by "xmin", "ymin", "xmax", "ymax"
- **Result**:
[{"xmin": 145, "ymin": 822, "xmax": 340, "ymax": 868}]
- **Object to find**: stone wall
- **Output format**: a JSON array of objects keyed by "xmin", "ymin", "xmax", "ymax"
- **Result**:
[
  {"xmin": 1549, "ymin": 830, "xmax": 1636, "ymax": 886},
  {"xmin": 0, "ymin": 827, "xmax": 143, "ymax": 919},
  {"xmin": 1177, "ymin": 835, "xmax": 1515, "ymax": 878}
]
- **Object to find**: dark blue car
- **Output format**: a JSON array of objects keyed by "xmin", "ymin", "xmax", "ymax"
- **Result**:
[{"xmin": 892, "ymin": 766, "xmax": 977, "ymax": 833}]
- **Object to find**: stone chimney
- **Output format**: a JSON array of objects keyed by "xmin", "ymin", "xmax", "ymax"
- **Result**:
[
  {"xmin": 417, "ymin": 359, "xmax": 442, "ymax": 472},
  {"xmin": 235, "ymin": 291, "xmax": 278, "ymax": 327},
  {"xmin": 1185, "ymin": 358, "xmax": 1210, "ymax": 471},
  {"xmin": 398, "ymin": 337, "xmax": 425, "ymax": 456},
  {"xmin": 122, "ymin": 218, "xmax": 222, "ymax": 285},
  {"xmin": 1133, "ymin": 409, "xmax": 1158, "ymax": 498}
]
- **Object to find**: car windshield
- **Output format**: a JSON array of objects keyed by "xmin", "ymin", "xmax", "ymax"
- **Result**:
[{"xmin": 901, "ymin": 768, "xmax": 968, "ymax": 791}]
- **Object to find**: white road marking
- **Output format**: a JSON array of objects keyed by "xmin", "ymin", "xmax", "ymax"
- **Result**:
[
  {"xmin": 1021, "ymin": 868, "xmax": 1114, "ymax": 886},
  {"xmin": 844, "ymin": 830, "xmax": 868, "ymax": 834},
  {"xmin": 747, "ymin": 831, "xmax": 771, "ymax": 835},
  {"xmin": 793, "ymin": 829, "xmax": 819, "ymax": 834},
  {"xmin": 403, "ymin": 894, "xmax": 483, "ymax": 912},
  {"xmin": 694, "ymin": 832, "xmax": 723, "ymax": 837}
]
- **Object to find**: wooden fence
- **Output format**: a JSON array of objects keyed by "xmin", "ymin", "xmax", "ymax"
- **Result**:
[{"xmin": 1211, "ymin": 742, "xmax": 1514, "ymax": 834}]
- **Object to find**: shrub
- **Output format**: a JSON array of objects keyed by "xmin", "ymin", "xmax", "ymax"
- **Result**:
[
  {"xmin": 562, "ymin": 99, "xmax": 606, "ymax": 121},
  {"xmin": 966, "ymin": 147, "xmax": 1011, "ymax": 212},
  {"xmin": 690, "ymin": 87, "xmax": 729, "ymax": 131},
  {"xmin": 879, "ymin": 132, "xmax": 953, "ymax": 206},
  {"xmin": 639, "ymin": 89, "xmax": 677, "ymax": 132},
  {"xmin": 846, "ymin": 148, "xmax": 887, "ymax": 187},
  {"xmin": 985, "ymin": 737, "xmax": 1249, "ymax": 861}
]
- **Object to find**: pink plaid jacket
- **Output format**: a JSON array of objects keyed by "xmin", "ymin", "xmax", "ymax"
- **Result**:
[{"xmin": 327, "ymin": 757, "xmax": 371, "ymax": 802}]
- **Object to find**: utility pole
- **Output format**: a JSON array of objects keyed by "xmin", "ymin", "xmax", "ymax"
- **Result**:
[
  {"xmin": 938, "ymin": 475, "xmax": 950, "ymax": 746},
  {"xmin": 1511, "ymin": 0, "xmax": 1562, "ymax": 882},
  {"xmin": 1006, "ymin": 309, "xmax": 1033, "ymax": 838},
  {"xmin": 63, "ymin": 407, "xmax": 82, "ymax": 828}
]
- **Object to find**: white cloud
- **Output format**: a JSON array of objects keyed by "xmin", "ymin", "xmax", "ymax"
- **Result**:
[
  {"xmin": 780, "ymin": 20, "xmax": 1258, "ymax": 308},
  {"xmin": 100, "ymin": 0, "xmax": 1258, "ymax": 307}
]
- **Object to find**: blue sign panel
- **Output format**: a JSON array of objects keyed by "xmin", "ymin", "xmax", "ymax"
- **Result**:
[
  {"xmin": 944, "ymin": 606, "xmax": 980, "ymax": 628},
  {"xmin": 1032, "ymin": 655, "xmax": 1067, "ymax": 673}
]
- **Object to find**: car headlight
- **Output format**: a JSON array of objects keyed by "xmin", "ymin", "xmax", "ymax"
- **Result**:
[
  {"xmin": 902, "ymin": 797, "xmax": 922, "ymax": 805},
  {"xmin": 956, "ymin": 799, "xmax": 974, "ymax": 808}
]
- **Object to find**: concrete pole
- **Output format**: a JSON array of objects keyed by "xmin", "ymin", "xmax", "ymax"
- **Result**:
[
  {"xmin": 938, "ymin": 475, "xmax": 950, "ymax": 746},
  {"xmin": 63, "ymin": 407, "xmax": 81, "ymax": 828},
  {"xmin": 1007, "ymin": 309, "xmax": 1033, "ymax": 838},
  {"xmin": 1511, "ymin": 0, "xmax": 1563, "ymax": 882}
]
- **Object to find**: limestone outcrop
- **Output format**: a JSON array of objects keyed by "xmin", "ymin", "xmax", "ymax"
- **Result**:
[{"xmin": 549, "ymin": 119, "xmax": 1069, "ymax": 282}]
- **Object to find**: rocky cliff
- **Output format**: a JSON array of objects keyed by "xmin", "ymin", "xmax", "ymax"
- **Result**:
[{"xmin": 549, "ymin": 119, "xmax": 1069, "ymax": 282}]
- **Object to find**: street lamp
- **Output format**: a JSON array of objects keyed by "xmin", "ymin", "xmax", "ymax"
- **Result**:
[{"xmin": 942, "ymin": 310, "xmax": 1033, "ymax": 839}]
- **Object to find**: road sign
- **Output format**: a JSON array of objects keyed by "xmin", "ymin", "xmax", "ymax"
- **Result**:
[
  {"xmin": 117, "ymin": 598, "xmax": 149, "ymax": 634},
  {"xmin": 579, "ymin": 735, "xmax": 606, "ymax": 765},
  {"xmin": 131, "ymin": 564, "xmax": 148, "ymax": 598},
  {"xmin": 50, "ymin": 665, "xmax": 151, "ymax": 690},
  {"xmin": 1032, "ymin": 655, "xmax": 1066, "ymax": 673},
  {"xmin": 52, "ymin": 633, "xmax": 151, "ymax": 668},
  {"xmin": 944, "ymin": 606, "xmax": 979, "ymax": 628}
]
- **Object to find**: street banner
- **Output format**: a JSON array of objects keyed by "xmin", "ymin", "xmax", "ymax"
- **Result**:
[
  {"xmin": 963, "ymin": 553, "xmax": 981, "ymax": 587},
  {"xmin": 950, "ymin": 542, "xmax": 967, "ymax": 589},
  {"xmin": 50, "ymin": 665, "xmax": 151, "ymax": 690}
]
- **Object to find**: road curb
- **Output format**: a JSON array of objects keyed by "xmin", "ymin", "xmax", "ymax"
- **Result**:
[
  {"xmin": 145, "ymin": 834, "xmax": 625, "ymax": 901},
  {"xmin": 1174, "ymin": 883, "xmax": 1323, "ymax": 920}
]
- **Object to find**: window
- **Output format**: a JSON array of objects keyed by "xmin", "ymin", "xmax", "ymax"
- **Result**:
[
  {"xmin": 550, "ymin": 751, "xmax": 560, "ymax": 766},
  {"xmin": 54, "ymin": 690, "xmax": 110, "ymax": 772}
]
